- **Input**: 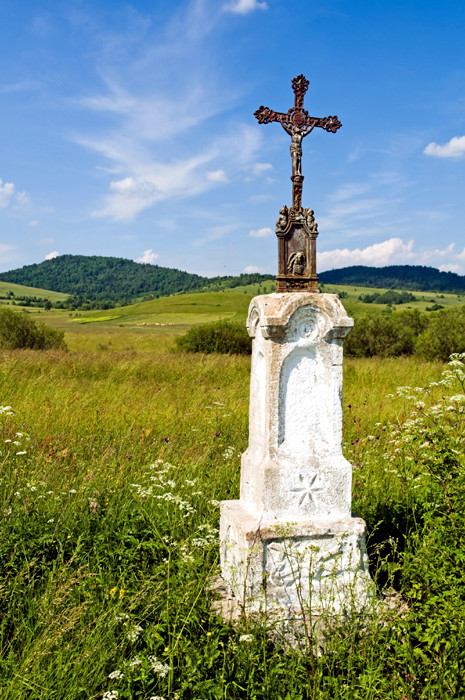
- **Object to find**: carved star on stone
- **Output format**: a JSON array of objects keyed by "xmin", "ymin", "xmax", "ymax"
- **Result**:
[{"xmin": 290, "ymin": 472, "xmax": 323, "ymax": 507}]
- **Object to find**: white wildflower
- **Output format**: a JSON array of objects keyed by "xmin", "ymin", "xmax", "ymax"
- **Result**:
[
  {"xmin": 108, "ymin": 670, "xmax": 124, "ymax": 680},
  {"xmin": 148, "ymin": 655, "xmax": 171, "ymax": 677},
  {"xmin": 222, "ymin": 446, "xmax": 236, "ymax": 459},
  {"xmin": 102, "ymin": 692, "xmax": 119, "ymax": 700},
  {"xmin": 115, "ymin": 613, "xmax": 129, "ymax": 622},
  {"xmin": 129, "ymin": 656, "xmax": 142, "ymax": 667},
  {"xmin": 239, "ymin": 634, "xmax": 253, "ymax": 642},
  {"xmin": 16, "ymin": 451, "xmax": 27, "ymax": 456},
  {"xmin": 127, "ymin": 624, "xmax": 143, "ymax": 642}
]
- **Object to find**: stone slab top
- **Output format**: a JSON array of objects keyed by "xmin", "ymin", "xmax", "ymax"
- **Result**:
[
  {"xmin": 247, "ymin": 292, "xmax": 353, "ymax": 340},
  {"xmin": 221, "ymin": 499, "xmax": 366, "ymax": 540}
]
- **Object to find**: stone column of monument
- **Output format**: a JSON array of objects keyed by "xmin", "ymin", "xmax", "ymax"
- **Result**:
[{"xmin": 219, "ymin": 76, "xmax": 373, "ymax": 620}]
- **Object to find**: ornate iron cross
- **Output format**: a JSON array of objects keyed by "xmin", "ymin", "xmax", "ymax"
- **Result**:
[
  {"xmin": 254, "ymin": 74, "xmax": 341, "ymax": 213},
  {"xmin": 254, "ymin": 75, "xmax": 341, "ymax": 293}
]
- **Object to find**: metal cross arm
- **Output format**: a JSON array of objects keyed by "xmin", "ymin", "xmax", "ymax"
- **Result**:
[
  {"xmin": 254, "ymin": 106, "xmax": 341, "ymax": 134},
  {"xmin": 254, "ymin": 73, "xmax": 341, "ymax": 137}
]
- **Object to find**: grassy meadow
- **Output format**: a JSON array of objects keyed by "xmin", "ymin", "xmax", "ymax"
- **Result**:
[
  {"xmin": 1, "ymin": 293, "xmax": 465, "ymax": 698},
  {"xmin": 0, "ymin": 281, "xmax": 68, "ymax": 305}
]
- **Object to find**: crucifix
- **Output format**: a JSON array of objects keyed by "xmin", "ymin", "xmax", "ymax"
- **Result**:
[
  {"xmin": 255, "ymin": 74, "xmax": 341, "ymax": 214},
  {"xmin": 254, "ymin": 74, "xmax": 341, "ymax": 292}
]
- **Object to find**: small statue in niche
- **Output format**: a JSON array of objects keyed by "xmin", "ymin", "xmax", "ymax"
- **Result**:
[
  {"xmin": 304, "ymin": 208, "xmax": 319, "ymax": 234},
  {"xmin": 288, "ymin": 251, "xmax": 306, "ymax": 276},
  {"xmin": 276, "ymin": 205, "xmax": 289, "ymax": 233}
]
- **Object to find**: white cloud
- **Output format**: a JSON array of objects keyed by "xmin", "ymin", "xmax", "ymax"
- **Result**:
[
  {"xmin": 224, "ymin": 0, "xmax": 268, "ymax": 14},
  {"xmin": 12, "ymin": 191, "xmax": 30, "ymax": 210},
  {"xmin": 249, "ymin": 226, "xmax": 273, "ymax": 238},
  {"xmin": 244, "ymin": 265, "xmax": 261, "ymax": 273},
  {"xmin": 439, "ymin": 263, "xmax": 461, "ymax": 273},
  {"xmin": 29, "ymin": 220, "xmax": 39, "ymax": 227},
  {"xmin": 424, "ymin": 135, "xmax": 465, "ymax": 159},
  {"xmin": 94, "ymin": 177, "xmax": 161, "ymax": 220},
  {"xmin": 251, "ymin": 162, "xmax": 272, "ymax": 175},
  {"xmin": 0, "ymin": 178, "xmax": 29, "ymax": 210},
  {"xmin": 206, "ymin": 169, "xmax": 229, "ymax": 183},
  {"xmin": 318, "ymin": 237, "xmax": 465, "ymax": 274},
  {"xmin": 316, "ymin": 178, "xmax": 411, "ymax": 244},
  {"xmin": 87, "ymin": 123, "xmax": 261, "ymax": 221},
  {"xmin": 45, "ymin": 251, "xmax": 60, "ymax": 260},
  {"xmin": 250, "ymin": 162, "xmax": 272, "ymax": 177},
  {"xmin": 244, "ymin": 162, "xmax": 273, "ymax": 181},
  {"xmin": 0, "ymin": 244, "xmax": 17, "ymax": 263},
  {"xmin": 318, "ymin": 238, "xmax": 414, "ymax": 270},
  {"xmin": 0, "ymin": 80, "xmax": 41, "ymax": 94},
  {"xmin": 73, "ymin": 4, "xmax": 264, "ymax": 222},
  {"xmin": 135, "ymin": 249, "xmax": 159, "ymax": 264},
  {"xmin": 0, "ymin": 179, "xmax": 16, "ymax": 208},
  {"xmin": 194, "ymin": 223, "xmax": 238, "ymax": 246},
  {"xmin": 328, "ymin": 182, "xmax": 372, "ymax": 202}
]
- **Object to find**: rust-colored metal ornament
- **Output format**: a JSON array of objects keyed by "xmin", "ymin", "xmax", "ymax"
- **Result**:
[{"xmin": 255, "ymin": 75, "xmax": 341, "ymax": 292}]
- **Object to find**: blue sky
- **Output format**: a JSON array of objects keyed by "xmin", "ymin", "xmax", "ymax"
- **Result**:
[{"xmin": 1, "ymin": 0, "xmax": 465, "ymax": 277}]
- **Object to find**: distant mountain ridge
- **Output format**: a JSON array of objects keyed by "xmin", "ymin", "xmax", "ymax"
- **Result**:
[
  {"xmin": 0, "ymin": 255, "xmax": 274, "ymax": 304},
  {"xmin": 1, "ymin": 258, "xmax": 464, "ymax": 304},
  {"xmin": 319, "ymin": 265, "xmax": 465, "ymax": 293}
]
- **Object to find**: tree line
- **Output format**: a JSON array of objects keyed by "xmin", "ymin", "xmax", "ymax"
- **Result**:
[
  {"xmin": 0, "ymin": 255, "xmax": 274, "ymax": 305},
  {"xmin": 320, "ymin": 264, "xmax": 465, "ymax": 293}
]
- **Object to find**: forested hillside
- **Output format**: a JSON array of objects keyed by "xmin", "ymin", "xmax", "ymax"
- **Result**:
[
  {"xmin": 0, "ymin": 255, "xmax": 274, "ymax": 304},
  {"xmin": 320, "ymin": 265, "xmax": 465, "ymax": 292}
]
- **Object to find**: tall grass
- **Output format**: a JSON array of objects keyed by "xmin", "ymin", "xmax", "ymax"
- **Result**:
[{"xmin": 0, "ymin": 344, "xmax": 464, "ymax": 699}]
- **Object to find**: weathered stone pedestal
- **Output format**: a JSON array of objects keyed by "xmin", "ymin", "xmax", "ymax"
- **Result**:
[{"xmin": 219, "ymin": 293, "xmax": 373, "ymax": 622}]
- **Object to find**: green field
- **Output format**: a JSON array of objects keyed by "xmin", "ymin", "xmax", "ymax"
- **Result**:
[
  {"xmin": 0, "ymin": 280, "xmax": 68, "ymax": 305},
  {"xmin": 1, "ymin": 307, "xmax": 464, "ymax": 698},
  {"xmin": 3, "ymin": 277, "xmax": 462, "ymax": 356}
]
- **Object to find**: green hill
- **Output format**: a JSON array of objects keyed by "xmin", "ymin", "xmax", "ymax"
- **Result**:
[
  {"xmin": 319, "ymin": 265, "xmax": 465, "ymax": 293},
  {"xmin": 0, "ymin": 255, "xmax": 274, "ymax": 304}
]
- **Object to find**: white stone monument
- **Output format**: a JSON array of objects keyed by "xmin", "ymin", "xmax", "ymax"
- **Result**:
[
  {"xmin": 220, "ymin": 292, "xmax": 373, "ymax": 621},
  {"xmin": 218, "ymin": 76, "xmax": 374, "ymax": 625}
]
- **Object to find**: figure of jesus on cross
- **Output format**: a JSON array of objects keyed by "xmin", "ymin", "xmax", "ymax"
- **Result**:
[{"xmin": 254, "ymin": 75, "xmax": 341, "ymax": 212}]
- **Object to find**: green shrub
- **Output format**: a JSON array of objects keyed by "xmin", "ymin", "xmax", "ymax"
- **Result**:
[
  {"xmin": 176, "ymin": 319, "xmax": 251, "ymax": 355},
  {"xmin": 415, "ymin": 305, "xmax": 465, "ymax": 361},
  {"xmin": 345, "ymin": 309, "xmax": 427, "ymax": 357},
  {"xmin": 0, "ymin": 307, "xmax": 66, "ymax": 350}
]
